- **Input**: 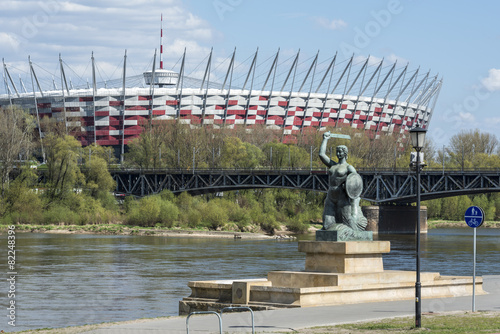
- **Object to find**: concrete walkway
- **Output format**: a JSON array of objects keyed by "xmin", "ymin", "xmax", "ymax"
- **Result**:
[{"xmin": 84, "ymin": 275, "xmax": 500, "ymax": 334}]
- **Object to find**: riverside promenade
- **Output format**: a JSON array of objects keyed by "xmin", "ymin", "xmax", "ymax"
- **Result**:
[{"xmin": 85, "ymin": 275, "xmax": 500, "ymax": 333}]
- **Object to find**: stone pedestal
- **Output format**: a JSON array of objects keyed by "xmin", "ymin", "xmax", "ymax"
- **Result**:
[
  {"xmin": 298, "ymin": 241, "xmax": 390, "ymax": 273},
  {"xmin": 179, "ymin": 240, "xmax": 485, "ymax": 315}
]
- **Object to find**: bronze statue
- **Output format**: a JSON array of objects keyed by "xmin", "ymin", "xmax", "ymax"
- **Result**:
[{"xmin": 319, "ymin": 131, "xmax": 372, "ymax": 241}]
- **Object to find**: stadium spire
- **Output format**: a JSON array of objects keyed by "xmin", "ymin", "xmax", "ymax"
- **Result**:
[{"xmin": 160, "ymin": 13, "xmax": 164, "ymax": 69}]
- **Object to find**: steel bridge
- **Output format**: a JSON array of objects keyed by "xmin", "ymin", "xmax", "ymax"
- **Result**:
[{"xmin": 111, "ymin": 168, "xmax": 500, "ymax": 204}]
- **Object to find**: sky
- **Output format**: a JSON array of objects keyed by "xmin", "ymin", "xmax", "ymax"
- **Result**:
[{"xmin": 1, "ymin": 0, "xmax": 500, "ymax": 147}]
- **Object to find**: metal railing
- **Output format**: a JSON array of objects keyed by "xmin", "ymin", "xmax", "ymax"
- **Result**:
[
  {"xmin": 186, "ymin": 307, "xmax": 255, "ymax": 334},
  {"xmin": 221, "ymin": 306, "xmax": 255, "ymax": 334},
  {"xmin": 186, "ymin": 311, "xmax": 222, "ymax": 334}
]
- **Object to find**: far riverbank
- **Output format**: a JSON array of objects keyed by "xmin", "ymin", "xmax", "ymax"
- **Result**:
[
  {"xmin": 428, "ymin": 220, "xmax": 500, "ymax": 229},
  {"xmin": 1, "ymin": 220, "xmax": 499, "ymax": 239},
  {"xmin": 0, "ymin": 223, "xmax": 296, "ymax": 239}
]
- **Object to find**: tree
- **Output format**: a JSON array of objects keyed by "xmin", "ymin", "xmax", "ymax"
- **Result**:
[
  {"xmin": 82, "ymin": 143, "xmax": 117, "ymax": 166},
  {"xmin": 0, "ymin": 106, "xmax": 35, "ymax": 194},
  {"xmin": 220, "ymin": 137, "xmax": 263, "ymax": 168},
  {"xmin": 448, "ymin": 129, "xmax": 499, "ymax": 169},
  {"xmin": 83, "ymin": 156, "xmax": 116, "ymax": 200},
  {"xmin": 44, "ymin": 134, "xmax": 84, "ymax": 202}
]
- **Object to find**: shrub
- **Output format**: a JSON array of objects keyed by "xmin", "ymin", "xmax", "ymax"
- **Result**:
[{"xmin": 200, "ymin": 199, "xmax": 229, "ymax": 230}]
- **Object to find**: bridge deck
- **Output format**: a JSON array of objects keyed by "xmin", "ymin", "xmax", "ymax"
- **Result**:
[{"xmin": 110, "ymin": 168, "xmax": 500, "ymax": 204}]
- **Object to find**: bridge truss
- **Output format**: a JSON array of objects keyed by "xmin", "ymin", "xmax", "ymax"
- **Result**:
[{"xmin": 112, "ymin": 168, "xmax": 500, "ymax": 204}]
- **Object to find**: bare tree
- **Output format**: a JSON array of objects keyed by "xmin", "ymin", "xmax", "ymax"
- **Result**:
[
  {"xmin": 449, "ymin": 129, "xmax": 499, "ymax": 168},
  {"xmin": 0, "ymin": 106, "xmax": 35, "ymax": 194}
]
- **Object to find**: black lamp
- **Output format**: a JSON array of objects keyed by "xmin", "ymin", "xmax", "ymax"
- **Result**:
[{"xmin": 409, "ymin": 123, "xmax": 426, "ymax": 328}]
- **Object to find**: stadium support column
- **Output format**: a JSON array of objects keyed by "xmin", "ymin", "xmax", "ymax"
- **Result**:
[
  {"xmin": 176, "ymin": 48, "xmax": 186, "ymax": 119},
  {"xmin": 300, "ymin": 50, "xmax": 319, "ymax": 136},
  {"xmin": 2, "ymin": 59, "xmax": 13, "ymax": 107},
  {"xmin": 29, "ymin": 56, "xmax": 45, "ymax": 162},
  {"xmin": 375, "ymin": 64, "xmax": 407, "ymax": 136},
  {"xmin": 59, "ymin": 54, "xmax": 69, "ymax": 134},
  {"xmin": 91, "ymin": 52, "xmax": 97, "ymax": 144},
  {"xmin": 399, "ymin": 71, "xmax": 429, "ymax": 135},
  {"xmin": 423, "ymin": 79, "xmax": 442, "ymax": 129},
  {"xmin": 409, "ymin": 75, "xmax": 437, "ymax": 129},
  {"xmin": 3, "ymin": 60, "xmax": 20, "ymax": 101},
  {"xmin": 148, "ymin": 49, "xmax": 157, "ymax": 127},
  {"xmin": 387, "ymin": 67, "xmax": 419, "ymax": 133},
  {"xmin": 343, "ymin": 56, "xmax": 369, "ymax": 129},
  {"xmin": 281, "ymin": 49, "xmax": 300, "ymax": 140},
  {"xmin": 334, "ymin": 56, "xmax": 354, "ymax": 128},
  {"xmin": 121, "ymin": 50, "xmax": 127, "ymax": 164},
  {"xmin": 352, "ymin": 58, "xmax": 383, "ymax": 129},
  {"xmin": 262, "ymin": 49, "xmax": 280, "ymax": 126},
  {"xmin": 200, "ymin": 48, "xmax": 213, "ymax": 126},
  {"xmin": 317, "ymin": 53, "xmax": 337, "ymax": 129},
  {"xmin": 364, "ymin": 61, "xmax": 395, "ymax": 133},
  {"xmin": 222, "ymin": 48, "xmax": 236, "ymax": 127},
  {"xmin": 322, "ymin": 54, "xmax": 352, "ymax": 129},
  {"xmin": 243, "ymin": 48, "xmax": 258, "ymax": 126}
]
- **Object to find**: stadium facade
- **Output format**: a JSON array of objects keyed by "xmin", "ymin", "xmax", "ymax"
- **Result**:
[{"xmin": 1, "ymin": 48, "xmax": 442, "ymax": 155}]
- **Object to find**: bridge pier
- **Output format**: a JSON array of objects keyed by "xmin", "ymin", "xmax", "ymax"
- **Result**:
[{"xmin": 362, "ymin": 206, "xmax": 427, "ymax": 234}]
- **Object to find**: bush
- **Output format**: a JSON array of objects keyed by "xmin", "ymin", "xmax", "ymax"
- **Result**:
[
  {"xmin": 126, "ymin": 195, "xmax": 179, "ymax": 227},
  {"xmin": 42, "ymin": 204, "xmax": 79, "ymax": 225},
  {"xmin": 200, "ymin": 199, "xmax": 229, "ymax": 230}
]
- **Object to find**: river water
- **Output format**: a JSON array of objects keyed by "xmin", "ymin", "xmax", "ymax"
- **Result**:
[{"xmin": 3, "ymin": 228, "xmax": 500, "ymax": 332}]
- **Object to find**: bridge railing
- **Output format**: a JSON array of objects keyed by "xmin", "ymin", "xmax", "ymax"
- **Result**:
[{"xmin": 106, "ymin": 167, "xmax": 500, "ymax": 174}]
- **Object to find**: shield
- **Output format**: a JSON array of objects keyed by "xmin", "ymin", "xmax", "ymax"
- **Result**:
[{"xmin": 345, "ymin": 173, "xmax": 363, "ymax": 199}]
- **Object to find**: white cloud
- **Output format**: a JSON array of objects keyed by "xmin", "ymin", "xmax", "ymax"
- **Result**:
[
  {"xmin": 458, "ymin": 112, "xmax": 475, "ymax": 123},
  {"xmin": 481, "ymin": 68, "xmax": 500, "ymax": 91},
  {"xmin": 0, "ymin": 0, "xmax": 218, "ymax": 88},
  {"xmin": 0, "ymin": 32, "xmax": 20, "ymax": 51},
  {"xmin": 315, "ymin": 17, "xmax": 347, "ymax": 30},
  {"xmin": 485, "ymin": 117, "xmax": 500, "ymax": 125},
  {"xmin": 386, "ymin": 53, "xmax": 408, "ymax": 65}
]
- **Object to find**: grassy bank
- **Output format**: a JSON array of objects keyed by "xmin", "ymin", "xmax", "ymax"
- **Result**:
[
  {"xmin": 292, "ymin": 311, "xmax": 500, "ymax": 334},
  {"xmin": 428, "ymin": 219, "xmax": 500, "ymax": 229}
]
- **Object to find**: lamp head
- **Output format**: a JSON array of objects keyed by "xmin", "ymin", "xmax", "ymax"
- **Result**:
[{"xmin": 410, "ymin": 123, "xmax": 427, "ymax": 150}]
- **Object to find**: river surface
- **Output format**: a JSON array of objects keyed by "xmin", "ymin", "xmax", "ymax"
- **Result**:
[{"xmin": 2, "ymin": 228, "xmax": 500, "ymax": 332}]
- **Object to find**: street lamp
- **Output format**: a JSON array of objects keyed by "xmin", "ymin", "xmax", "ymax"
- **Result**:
[{"xmin": 409, "ymin": 123, "xmax": 427, "ymax": 328}]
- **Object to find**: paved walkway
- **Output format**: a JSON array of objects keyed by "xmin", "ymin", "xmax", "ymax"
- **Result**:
[{"xmin": 84, "ymin": 275, "xmax": 500, "ymax": 333}]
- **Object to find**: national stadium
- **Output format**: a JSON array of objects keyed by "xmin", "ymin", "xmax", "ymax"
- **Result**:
[{"xmin": 1, "ymin": 28, "xmax": 442, "ymax": 156}]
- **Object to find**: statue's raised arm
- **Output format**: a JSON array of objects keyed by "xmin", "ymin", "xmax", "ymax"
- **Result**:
[{"xmin": 319, "ymin": 131, "xmax": 335, "ymax": 167}]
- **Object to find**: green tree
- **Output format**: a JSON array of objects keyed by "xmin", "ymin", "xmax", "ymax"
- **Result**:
[
  {"xmin": 82, "ymin": 143, "xmax": 117, "ymax": 166},
  {"xmin": 220, "ymin": 137, "xmax": 264, "ymax": 168},
  {"xmin": 44, "ymin": 134, "xmax": 84, "ymax": 202},
  {"xmin": 83, "ymin": 155, "xmax": 116, "ymax": 202},
  {"xmin": 2, "ymin": 166, "xmax": 42, "ymax": 224}
]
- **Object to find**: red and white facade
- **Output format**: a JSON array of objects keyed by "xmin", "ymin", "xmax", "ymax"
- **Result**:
[{"xmin": 1, "ymin": 50, "xmax": 442, "ymax": 147}]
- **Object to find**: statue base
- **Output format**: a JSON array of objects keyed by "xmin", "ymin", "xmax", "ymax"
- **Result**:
[
  {"xmin": 316, "ymin": 229, "xmax": 373, "ymax": 241},
  {"xmin": 179, "ymin": 240, "xmax": 485, "ymax": 314}
]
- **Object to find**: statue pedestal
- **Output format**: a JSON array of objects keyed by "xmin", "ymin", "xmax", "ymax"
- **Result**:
[
  {"xmin": 298, "ymin": 241, "xmax": 389, "ymax": 273},
  {"xmin": 179, "ymin": 240, "xmax": 485, "ymax": 315},
  {"xmin": 316, "ymin": 229, "xmax": 373, "ymax": 241}
]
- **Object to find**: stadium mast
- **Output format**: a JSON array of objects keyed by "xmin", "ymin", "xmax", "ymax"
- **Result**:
[{"xmin": 160, "ymin": 13, "xmax": 164, "ymax": 70}]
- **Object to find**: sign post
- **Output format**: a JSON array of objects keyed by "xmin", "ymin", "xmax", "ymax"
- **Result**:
[{"xmin": 464, "ymin": 205, "xmax": 484, "ymax": 312}]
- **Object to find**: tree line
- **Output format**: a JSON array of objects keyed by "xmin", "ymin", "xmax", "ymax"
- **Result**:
[{"xmin": 0, "ymin": 105, "xmax": 499, "ymax": 232}]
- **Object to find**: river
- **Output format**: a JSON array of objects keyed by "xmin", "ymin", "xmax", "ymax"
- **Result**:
[{"xmin": 3, "ymin": 228, "xmax": 500, "ymax": 332}]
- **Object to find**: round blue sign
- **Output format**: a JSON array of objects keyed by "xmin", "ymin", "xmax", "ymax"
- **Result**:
[{"xmin": 464, "ymin": 206, "xmax": 484, "ymax": 228}]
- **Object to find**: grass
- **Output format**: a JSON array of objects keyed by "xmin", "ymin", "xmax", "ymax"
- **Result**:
[
  {"xmin": 290, "ymin": 311, "xmax": 500, "ymax": 334},
  {"xmin": 428, "ymin": 219, "xmax": 500, "ymax": 229}
]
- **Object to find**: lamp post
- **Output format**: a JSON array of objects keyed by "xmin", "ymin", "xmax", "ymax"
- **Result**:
[{"xmin": 409, "ymin": 124, "xmax": 427, "ymax": 328}]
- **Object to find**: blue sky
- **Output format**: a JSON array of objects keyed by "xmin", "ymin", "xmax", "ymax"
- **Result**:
[{"xmin": 1, "ymin": 0, "xmax": 499, "ymax": 146}]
